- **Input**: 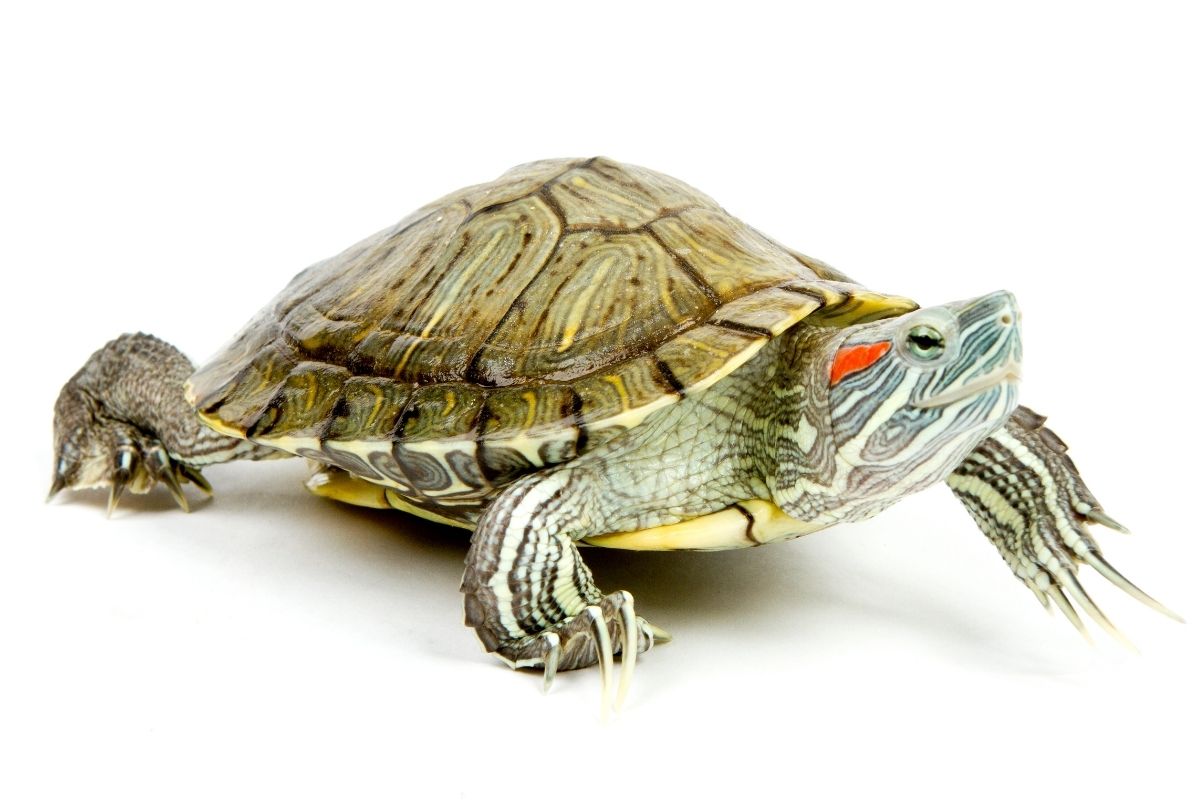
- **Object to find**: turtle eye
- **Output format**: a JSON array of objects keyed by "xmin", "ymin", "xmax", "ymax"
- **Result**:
[{"xmin": 905, "ymin": 325, "xmax": 945, "ymax": 361}]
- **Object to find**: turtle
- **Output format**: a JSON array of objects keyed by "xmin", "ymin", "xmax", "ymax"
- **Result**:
[{"xmin": 50, "ymin": 156, "xmax": 1178, "ymax": 710}]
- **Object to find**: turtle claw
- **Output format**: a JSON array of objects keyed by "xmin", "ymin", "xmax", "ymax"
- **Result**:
[
  {"xmin": 1084, "ymin": 507, "xmax": 1130, "ymax": 535},
  {"xmin": 588, "ymin": 592, "xmax": 662, "ymax": 715},
  {"xmin": 586, "ymin": 606, "xmax": 615, "ymax": 719},
  {"xmin": 106, "ymin": 442, "xmax": 138, "ymax": 516},
  {"xmin": 46, "ymin": 474, "xmax": 67, "ymax": 503},
  {"xmin": 159, "ymin": 467, "xmax": 190, "ymax": 512},
  {"xmin": 540, "ymin": 632, "xmax": 561, "ymax": 694},
  {"xmin": 178, "ymin": 464, "xmax": 212, "ymax": 495},
  {"xmin": 145, "ymin": 443, "xmax": 190, "ymax": 512},
  {"xmin": 615, "ymin": 591, "xmax": 638, "ymax": 711},
  {"xmin": 1058, "ymin": 567, "xmax": 1136, "ymax": 652},
  {"xmin": 1046, "ymin": 584, "xmax": 1091, "ymax": 643},
  {"xmin": 642, "ymin": 620, "xmax": 672, "ymax": 646},
  {"xmin": 1080, "ymin": 550, "xmax": 1185, "ymax": 624},
  {"xmin": 106, "ymin": 476, "xmax": 128, "ymax": 517}
]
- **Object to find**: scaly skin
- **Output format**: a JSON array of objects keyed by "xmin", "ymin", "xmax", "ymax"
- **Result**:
[
  {"xmin": 950, "ymin": 406, "xmax": 1183, "ymax": 641},
  {"xmin": 50, "ymin": 333, "xmax": 281, "ymax": 512}
]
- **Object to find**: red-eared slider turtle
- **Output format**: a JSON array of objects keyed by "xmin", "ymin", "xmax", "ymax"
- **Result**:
[{"xmin": 50, "ymin": 157, "xmax": 1177, "ymax": 710}]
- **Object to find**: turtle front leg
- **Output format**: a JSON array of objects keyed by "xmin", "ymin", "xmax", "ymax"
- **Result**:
[
  {"xmin": 461, "ymin": 470, "xmax": 667, "ymax": 712},
  {"xmin": 949, "ymin": 406, "xmax": 1181, "ymax": 642}
]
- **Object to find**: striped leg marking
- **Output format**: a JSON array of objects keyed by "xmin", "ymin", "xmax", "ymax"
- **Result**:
[
  {"xmin": 949, "ymin": 406, "xmax": 1182, "ymax": 645},
  {"xmin": 461, "ymin": 472, "xmax": 667, "ymax": 713}
]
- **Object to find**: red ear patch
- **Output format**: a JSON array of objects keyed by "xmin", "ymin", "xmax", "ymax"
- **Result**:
[{"xmin": 830, "ymin": 342, "xmax": 891, "ymax": 386}]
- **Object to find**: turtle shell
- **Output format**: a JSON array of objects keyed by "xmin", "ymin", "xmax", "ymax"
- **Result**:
[{"xmin": 186, "ymin": 157, "xmax": 916, "ymax": 514}]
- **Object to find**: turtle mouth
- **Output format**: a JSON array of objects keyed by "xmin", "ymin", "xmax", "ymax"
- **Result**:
[{"xmin": 912, "ymin": 362, "xmax": 1022, "ymax": 409}]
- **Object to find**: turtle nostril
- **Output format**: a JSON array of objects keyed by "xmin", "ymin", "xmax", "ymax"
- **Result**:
[{"xmin": 1000, "ymin": 313, "xmax": 1013, "ymax": 326}]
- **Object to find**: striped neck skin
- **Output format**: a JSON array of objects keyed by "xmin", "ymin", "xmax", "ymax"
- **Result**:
[{"xmin": 765, "ymin": 290, "xmax": 1022, "ymax": 527}]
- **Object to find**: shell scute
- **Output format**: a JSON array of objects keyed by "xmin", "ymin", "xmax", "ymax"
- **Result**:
[
  {"xmin": 709, "ymin": 287, "xmax": 824, "ymax": 336},
  {"xmin": 649, "ymin": 207, "xmax": 802, "ymax": 303},
  {"xmin": 545, "ymin": 157, "xmax": 719, "ymax": 229},
  {"xmin": 250, "ymin": 361, "xmax": 349, "ymax": 441},
  {"xmin": 324, "ymin": 377, "xmax": 412, "ymax": 442},
  {"xmin": 370, "ymin": 194, "xmax": 563, "ymax": 383},
  {"xmin": 654, "ymin": 325, "xmax": 767, "ymax": 395},
  {"xmin": 471, "ymin": 229, "xmax": 717, "ymax": 385},
  {"xmin": 399, "ymin": 384, "xmax": 485, "ymax": 443}
]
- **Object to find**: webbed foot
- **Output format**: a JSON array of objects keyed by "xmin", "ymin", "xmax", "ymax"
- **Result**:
[{"xmin": 950, "ymin": 406, "xmax": 1182, "ymax": 645}]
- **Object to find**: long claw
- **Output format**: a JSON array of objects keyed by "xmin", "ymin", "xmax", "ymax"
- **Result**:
[
  {"xmin": 540, "ymin": 632, "xmax": 561, "ymax": 695},
  {"xmin": 644, "ymin": 621, "xmax": 672, "ymax": 645},
  {"xmin": 146, "ymin": 445, "xmax": 191, "ymax": 512},
  {"xmin": 1046, "ymin": 584, "xmax": 1092, "ymax": 643},
  {"xmin": 106, "ymin": 477, "xmax": 127, "ymax": 517},
  {"xmin": 1058, "ymin": 569, "xmax": 1137, "ymax": 652},
  {"xmin": 586, "ymin": 606, "xmax": 613, "ymax": 721},
  {"xmin": 1084, "ymin": 507, "xmax": 1130, "ymax": 534},
  {"xmin": 178, "ymin": 464, "xmax": 212, "ymax": 495},
  {"xmin": 46, "ymin": 474, "xmax": 67, "ymax": 502},
  {"xmin": 615, "ymin": 591, "xmax": 637, "ymax": 711},
  {"xmin": 107, "ymin": 443, "xmax": 138, "ymax": 517},
  {"xmin": 1080, "ymin": 551, "xmax": 1185, "ymax": 623},
  {"xmin": 160, "ymin": 464, "xmax": 190, "ymax": 512},
  {"xmin": 1024, "ymin": 577, "xmax": 1051, "ymax": 611}
]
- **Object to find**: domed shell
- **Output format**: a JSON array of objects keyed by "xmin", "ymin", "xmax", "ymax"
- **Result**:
[{"xmin": 186, "ymin": 158, "xmax": 915, "ymax": 512}]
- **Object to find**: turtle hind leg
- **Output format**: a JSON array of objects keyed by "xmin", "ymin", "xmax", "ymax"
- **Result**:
[
  {"xmin": 50, "ymin": 333, "xmax": 274, "ymax": 514},
  {"xmin": 461, "ymin": 471, "xmax": 667, "ymax": 714},
  {"xmin": 949, "ymin": 405, "xmax": 1183, "ymax": 644}
]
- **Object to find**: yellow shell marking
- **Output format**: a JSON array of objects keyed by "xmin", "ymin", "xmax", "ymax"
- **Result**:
[
  {"xmin": 303, "ymin": 376, "xmax": 318, "ymax": 412},
  {"xmin": 199, "ymin": 413, "xmax": 249, "ymax": 440},
  {"xmin": 603, "ymin": 374, "xmax": 632, "ymax": 412},
  {"xmin": 656, "ymin": 257, "xmax": 681, "ymax": 320},
  {"xmin": 569, "ymin": 174, "xmax": 645, "ymax": 212},
  {"xmin": 394, "ymin": 226, "xmax": 508, "ymax": 375},
  {"xmin": 678, "ymin": 230, "xmax": 731, "ymax": 267},
  {"xmin": 364, "ymin": 388, "xmax": 385, "ymax": 428},
  {"xmin": 521, "ymin": 391, "xmax": 538, "ymax": 428},
  {"xmin": 558, "ymin": 252, "xmax": 618, "ymax": 352}
]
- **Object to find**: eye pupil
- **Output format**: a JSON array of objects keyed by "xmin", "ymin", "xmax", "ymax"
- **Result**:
[
  {"xmin": 905, "ymin": 325, "xmax": 945, "ymax": 360},
  {"xmin": 911, "ymin": 333, "xmax": 938, "ymax": 350}
]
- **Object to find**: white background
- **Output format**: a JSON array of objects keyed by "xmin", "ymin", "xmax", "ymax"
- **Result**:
[{"xmin": 3, "ymin": 2, "xmax": 1198, "ymax": 798}]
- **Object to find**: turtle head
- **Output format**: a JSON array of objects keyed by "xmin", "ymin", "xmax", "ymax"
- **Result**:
[{"xmin": 774, "ymin": 290, "xmax": 1022, "ymax": 524}]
